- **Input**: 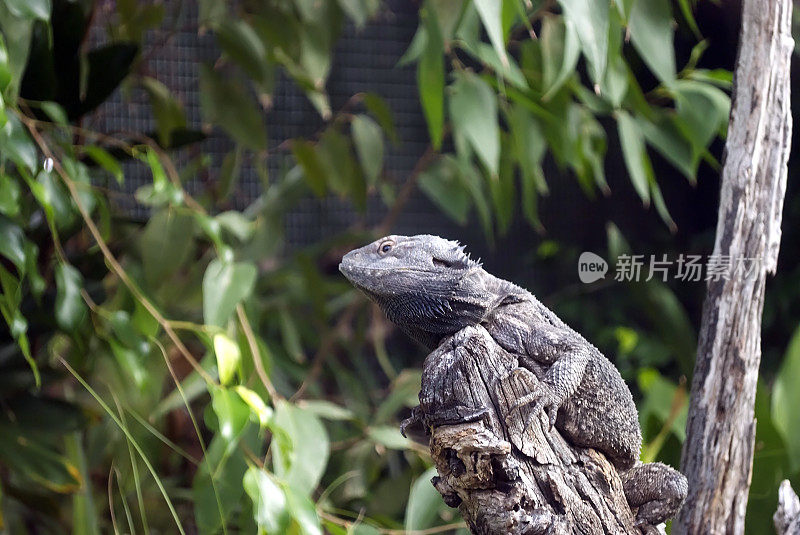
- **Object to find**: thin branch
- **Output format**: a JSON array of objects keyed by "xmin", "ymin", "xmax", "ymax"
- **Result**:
[
  {"xmin": 21, "ymin": 113, "xmax": 215, "ymax": 385},
  {"xmin": 236, "ymin": 304, "xmax": 281, "ymax": 401},
  {"xmin": 289, "ymin": 303, "xmax": 358, "ymax": 401},
  {"xmin": 375, "ymin": 146, "xmax": 436, "ymax": 235}
]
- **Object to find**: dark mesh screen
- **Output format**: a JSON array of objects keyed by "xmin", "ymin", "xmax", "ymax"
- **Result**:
[{"xmin": 89, "ymin": 1, "xmax": 472, "ymax": 248}]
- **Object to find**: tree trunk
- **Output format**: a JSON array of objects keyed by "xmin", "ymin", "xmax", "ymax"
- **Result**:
[
  {"xmin": 416, "ymin": 326, "xmax": 640, "ymax": 534},
  {"xmin": 675, "ymin": 1, "xmax": 793, "ymax": 533}
]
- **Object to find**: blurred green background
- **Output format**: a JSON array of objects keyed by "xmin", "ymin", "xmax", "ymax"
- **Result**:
[{"xmin": 0, "ymin": 0, "xmax": 798, "ymax": 533}]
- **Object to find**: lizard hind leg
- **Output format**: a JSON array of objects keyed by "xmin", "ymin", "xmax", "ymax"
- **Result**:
[{"xmin": 621, "ymin": 462, "xmax": 688, "ymax": 530}]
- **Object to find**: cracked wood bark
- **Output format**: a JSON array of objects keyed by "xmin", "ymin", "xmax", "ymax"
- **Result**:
[
  {"xmin": 674, "ymin": 1, "xmax": 792, "ymax": 534},
  {"xmin": 416, "ymin": 326, "xmax": 639, "ymax": 534},
  {"xmin": 775, "ymin": 480, "xmax": 800, "ymax": 535}
]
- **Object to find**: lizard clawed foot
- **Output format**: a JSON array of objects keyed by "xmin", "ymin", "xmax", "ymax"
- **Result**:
[{"xmin": 507, "ymin": 380, "xmax": 561, "ymax": 432}]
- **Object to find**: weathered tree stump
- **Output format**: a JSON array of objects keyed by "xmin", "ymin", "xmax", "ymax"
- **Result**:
[
  {"xmin": 775, "ymin": 480, "xmax": 800, "ymax": 535},
  {"xmin": 414, "ymin": 325, "xmax": 641, "ymax": 534}
]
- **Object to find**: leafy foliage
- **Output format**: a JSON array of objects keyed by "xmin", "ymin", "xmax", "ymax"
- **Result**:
[{"xmin": 0, "ymin": 1, "xmax": 792, "ymax": 534}]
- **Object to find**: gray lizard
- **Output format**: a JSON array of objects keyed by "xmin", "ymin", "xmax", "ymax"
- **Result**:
[{"xmin": 340, "ymin": 234, "xmax": 687, "ymax": 530}]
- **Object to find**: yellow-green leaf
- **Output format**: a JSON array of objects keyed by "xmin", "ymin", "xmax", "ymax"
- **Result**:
[{"xmin": 214, "ymin": 334, "xmax": 241, "ymax": 386}]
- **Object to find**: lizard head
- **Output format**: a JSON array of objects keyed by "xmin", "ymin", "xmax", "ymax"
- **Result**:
[{"xmin": 340, "ymin": 234, "xmax": 491, "ymax": 347}]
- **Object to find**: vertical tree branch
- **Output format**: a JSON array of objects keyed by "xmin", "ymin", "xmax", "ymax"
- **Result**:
[{"xmin": 675, "ymin": 1, "xmax": 793, "ymax": 533}]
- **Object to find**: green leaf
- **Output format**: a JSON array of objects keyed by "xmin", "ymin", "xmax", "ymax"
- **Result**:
[
  {"xmin": 76, "ymin": 44, "xmax": 139, "ymax": 119},
  {"xmin": 23, "ymin": 241, "xmax": 44, "ymax": 296},
  {"xmin": 687, "ymin": 68, "xmax": 733, "ymax": 89},
  {"xmin": 671, "ymin": 80, "xmax": 730, "ymax": 153},
  {"xmin": 292, "ymin": 139, "xmax": 327, "ymax": 196},
  {"xmin": 199, "ymin": 65, "xmax": 267, "ymax": 151},
  {"xmin": 213, "ymin": 334, "xmax": 241, "ymax": 386},
  {"xmin": 428, "ymin": 0, "xmax": 465, "ymax": 43},
  {"xmin": 215, "ymin": 211, "xmax": 254, "ymax": 242},
  {"xmin": 367, "ymin": 426, "xmax": 412, "ymax": 450},
  {"xmin": 418, "ymin": 4, "xmax": 445, "ymax": 150},
  {"xmin": 65, "ymin": 433, "xmax": 100, "ymax": 535},
  {"xmin": 628, "ymin": 0, "xmax": 676, "ymax": 84},
  {"xmin": 0, "ymin": 93, "xmax": 6, "ymax": 128},
  {"xmin": 202, "ymin": 259, "xmax": 257, "ymax": 327},
  {"xmin": 467, "ymin": 42, "xmax": 528, "ymax": 90},
  {"xmin": 40, "ymin": 101, "xmax": 68, "ymax": 126},
  {"xmin": 0, "ymin": 216, "xmax": 26, "ymax": 272},
  {"xmin": 0, "ymin": 431, "xmax": 81, "ymax": 493},
  {"xmin": 272, "ymin": 401, "xmax": 329, "ymax": 496},
  {"xmin": 637, "ymin": 368, "xmax": 687, "ymax": 462},
  {"xmin": 141, "ymin": 77, "xmax": 187, "ymax": 147},
  {"xmin": 637, "ymin": 114, "xmax": 696, "ymax": 182},
  {"xmin": 374, "ymin": 370, "xmax": 422, "ymax": 423},
  {"xmin": 491, "ymin": 141, "xmax": 516, "ymax": 235},
  {"xmin": 316, "ymin": 128, "xmax": 366, "ymax": 211},
  {"xmin": 338, "ymin": 0, "xmax": 379, "ymax": 28},
  {"xmin": 675, "ymin": 0, "xmax": 700, "ymax": 38},
  {"xmin": 404, "ymin": 467, "xmax": 445, "ymax": 530},
  {"xmin": 748, "ymin": 381, "xmax": 789, "ymax": 534},
  {"xmin": 449, "ymin": 71, "xmax": 500, "ymax": 176},
  {"xmin": 211, "ymin": 385, "xmax": 251, "ymax": 445},
  {"xmin": 397, "ymin": 25, "xmax": 426, "ymax": 67},
  {"xmin": 217, "ymin": 147, "xmax": 242, "ymax": 201},
  {"xmin": 108, "ymin": 310, "xmax": 147, "ymax": 352},
  {"xmin": 199, "ymin": 0, "xmax": 225, "ymax": 26},
  {"xmin": 3, "ymin": 396, "xmax": 87, "ymax": 433},
  {"xmin": 351, "ymin": 115, "xmax": 384, "ymax": 186},
  {"xmin": 283, "ymin": 483, "xmax": 323, "ymax": 535},
  {"xmin": 244, "ymin": 467, "xmax": 290, "ymax": 534},
  {"xmin": 5, "ymin": 0, "xmax": 50, "ymax": 21},
  {"xmin": 55, "ymin": 263, "xmax": 87, "ymax": 332},
  {"xmin": 214, "ymin": 18, "xmax": 270, "ymax": 87},
  {"xmin": 508, "ymin": 105, "xmax": 548, "ymax": 195},
  {"xmin": 0, "ymin": 6, "xmax": 33, "ymax": 101},
  {"xmin": 363, "ymin": 92, "xmax": 399, "ymax": 145},
  {"xmin": 773, "ymin": 325, "xmax": 800, "ymax": 471},
  {"xmin": 540, "ymin": 16, "xmax": 580, "ymax": 99},
  {"xmin": 35, "ymin": 169, "xmax": 76, "ymax": 229},
  {"xmin": 418, "ymin": 156, "xmax": 471, "ymax": 225},
  {"xmin": 83, "ymin": 146, "xmax": 123, "ymax": 184},
  {"xmin": 650, "ymin": 179, "xmax": 676, "ymax": 232},
  {"xmin": 457, "ymin": 159, "xmax": 492, "ymax": 239},
  {"xmin": 616, "ymin": 111, "xmax": 651, "ymax": 206},
  {"xmin": 601, "ymin": 13, "xmax": 628, "ymax": 108},
  {"xmin": 134, "ymin": 147, "xmax": 177, "ymax": 206},
  {"xmin": 0, "ymin": 33, "xmax": 11, "ymax": 92},
  {"xmin": 234, "ymin": 386, "xmax": 273, "ymax": 426},
  {"xmin": 108, "ymin": 338, "xmax": 148, "ymax": 389},
  {"xmin": 559, "ymin": 0, "xmax": 608, "ymax": 84},
  {"xmin": 297, "ymin": 400, "xmax": 354, "ymax": 421},
  {"xmin": 0, "ymin": 115, "xmax": 37, "ymax": 173},
  {"xmin": 193, "ymin": 427, "xmax": 258, "ymax": 533},
  {"xmin": 473, "ymin": 0, "xmax": 507, "ymax": 68},
  {"xmin": 140, "ymin": 208, "xmax": 196, "ymax": 289}
]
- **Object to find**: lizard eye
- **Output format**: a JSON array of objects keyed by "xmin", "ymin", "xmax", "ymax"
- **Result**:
[{"xmin": 378, "ymin": 240, "xmax": 394, "ymax": 255}]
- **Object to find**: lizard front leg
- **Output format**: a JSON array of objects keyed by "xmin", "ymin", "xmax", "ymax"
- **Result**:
[
  {"xmin": 508, "ymin": 349, "xmax": 590, "ymax": 430},
  {"xmin": 487, "ymin": 318, "xmax": 591, "ymax": 432}
]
